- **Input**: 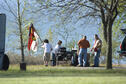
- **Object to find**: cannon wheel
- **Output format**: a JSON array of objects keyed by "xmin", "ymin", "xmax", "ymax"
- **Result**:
[
  {"xmin": 2, "ymin": 54, "xmax": 9, "ymax": 70},
  {"xmin": 71, "ymin": 53, "xmax": 78, "ymax": 66}
]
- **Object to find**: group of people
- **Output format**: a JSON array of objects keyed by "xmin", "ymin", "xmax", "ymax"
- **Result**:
[
  {"xmin": 41, "ymin": 34, "xmax": 102, "ymax": 67},
  {"xmin": 78, "ymin": 34, "xmax": 102, "ymax": 67},
  {"xmin": 41, "ymin": 40, "xmax": 62, "ymax": 66}
]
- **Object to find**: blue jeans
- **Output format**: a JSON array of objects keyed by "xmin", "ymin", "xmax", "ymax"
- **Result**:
[
  {"xmin": 51, "ymin": 53, "xmax": 56, "ymax": 66},
  {"xmin": 94, "ymin": 49, "xmax": 101, "ymax": 67},
  {"xmin": 78, "ymin": 48, "xmax": 87, "ymax": 66}
]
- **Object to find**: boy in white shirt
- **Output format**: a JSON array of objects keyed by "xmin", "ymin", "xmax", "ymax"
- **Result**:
[{"xmin": 42, "ymin": 39, "xmax": 52, "ymax": 66}]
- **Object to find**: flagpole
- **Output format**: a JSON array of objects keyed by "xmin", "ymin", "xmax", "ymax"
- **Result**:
[
  {"xmin": 34, "ymin": 29, "xmax": 43, "ymax": 43},
  {"xmin": 32, "ymin": 24, "xmax": 43, "ymax": 43},
  {"xmin": 29, "ymin": 23, "xmax": 43, "ymax": 43}
]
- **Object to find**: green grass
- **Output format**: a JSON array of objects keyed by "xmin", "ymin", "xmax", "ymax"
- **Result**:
[{"xmin": 0, "ymin": 65, "xmax": 126, "ymax": 84}]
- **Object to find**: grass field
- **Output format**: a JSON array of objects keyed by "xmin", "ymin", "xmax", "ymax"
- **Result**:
[{"xmin": 0, "ymin": 65, "xmax": 126, "ymax": 84}]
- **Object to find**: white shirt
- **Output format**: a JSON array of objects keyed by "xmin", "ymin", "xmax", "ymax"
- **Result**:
[
  {"xmin": 42, "ymin": 43, "xmax": 52, "ymax": 53},
  {"xmin": 54, "ymin": 44, "xmax": 61, "ymax": 54}
]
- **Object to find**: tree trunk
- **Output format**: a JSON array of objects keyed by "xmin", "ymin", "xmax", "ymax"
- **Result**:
[
  {"xmin": 17, "ymin": 0, "xmax": 25, "ymax": 63},
  {"xmin": 106, "ymin": 18, "xmax": 113, "ymax": 69},
  {"xmin": 103, "ymin": 23, "xmax": 108, "ymax": 42},
  {"xmin": 102, "ymin": 16, "xmax": 113, "ymax": 69},
  {"xmin": 98, "ymin": 0, "xmax": 118, "ymax": 69}
]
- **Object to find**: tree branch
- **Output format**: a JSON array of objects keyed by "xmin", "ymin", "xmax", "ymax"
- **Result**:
[
  {"xmin": 78, "ymin": 3, "xmax": 100, "ymax": 12},
  {"xmin": 112, "ymin": 0, "xmax": 119, "ymax": 13},
  {"xmin": 112, "ymin": 7, "xmax": 118, "ymax": 22},
  {"xmin": 110, "ymin": 0, "xmax": 114, "ymax": 10},
  {"xmin": 4, "ymin": 0, "xmax": 17, "ymax": 19}
]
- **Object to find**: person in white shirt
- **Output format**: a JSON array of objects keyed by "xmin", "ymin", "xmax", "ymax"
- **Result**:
[
  {"xmin": 54, "ymin": 40, "xmax": 62, "ymax": 54},
  {"xmin": 51, "ymin": 40, "xmax": 62, "ymax": 66},
  {"xmin": 42, "ymin": 39, "xmax": 52, "ymax": 66}
]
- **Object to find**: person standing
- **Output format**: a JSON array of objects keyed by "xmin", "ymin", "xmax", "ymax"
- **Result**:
[
  {"xmin": 42, "ymin": 39, "xmax": 53, "ymax": 66},
  {"xmin": 91, "ymin": 34, "xmax": 102, "ymax": 67},
  {"xmin": 51, "ymin": 40, "xmax": 62, "ymax": 66},
  {"xmin": 78, "ymin": 36, "xmax": 90, "ymax": 67}
]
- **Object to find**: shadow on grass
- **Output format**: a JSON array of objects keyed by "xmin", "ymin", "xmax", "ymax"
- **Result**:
[{"xmin": 0, "ymin": 67, "xmax": 126, "ymax": 78}]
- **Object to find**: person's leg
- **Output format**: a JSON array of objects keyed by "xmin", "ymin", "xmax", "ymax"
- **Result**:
[
  {"xmin": 53, "ymin": 54, "xmax": 56, "ymax": 66},
  {"xmin": 94, "ymin": 49, "xmax": 101, "ymax": 67},
  {"xmin": 44, "ymin": 61, "xmax": 46, "ymax": 66},
  {"xmin": 78, "ymin": 48, "xmax": 83, "ymax": 66},
  {"xmin": 45, "ymin": 59, "xmax": 48, "ymax": 66},
  {"xmin": 83, "ymin": 48, "xmax": 87, "ymax": 67},
  {"xmin": 45, "ymin": 61, "xmax": 48, "ymax": 66},
  {"xmin": 46, "ymin": 53, "xmax": 50, "ymax": 66},
  {"xmin": 43, "ymin": 53, "xmax": 46, "ymax": 66},
  {"xmin": 51, "ymin": 53, "xmax": 56, "ymax": 66}
]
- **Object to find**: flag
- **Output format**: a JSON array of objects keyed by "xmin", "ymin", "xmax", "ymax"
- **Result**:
[
  {"xmin": 31, "ymin": 32, "xmax": 39, "ymax": 52},
  {"xmin": 28, "ymin": 23, "xmax": 39, "ymax": 52}
]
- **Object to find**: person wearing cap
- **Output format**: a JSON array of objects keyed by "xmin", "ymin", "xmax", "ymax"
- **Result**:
[{"xmin": 78, "ymin": 36, "xmax": 90, "ymax": 67}]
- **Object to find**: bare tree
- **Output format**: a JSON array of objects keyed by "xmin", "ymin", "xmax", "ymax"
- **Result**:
[
  {"xmin": 1, "ymin": 0, "xmax": 30, "ymax": 70},
  {"xmin": 55, "ymin": 22, "xmax": 76, "ymax": 48},
  {"xmin": 17, "ymin": 0, "xmax": 25, "ymax": 64}
]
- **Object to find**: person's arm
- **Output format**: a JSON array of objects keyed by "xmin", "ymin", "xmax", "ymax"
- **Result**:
[
  {"xmin": 54, "ymin": 45, "xmax": 58, "ymax": 50},
  {"xmin": 88, "ymin": 41, "xmax": 90, "ymax": 48},
  {"xmin": 91, "ymin": 41, "xmax": 94, "ymax": 51},
  {"xmin": 50, "ymin": 44, "xmax": 53, "ymax": 51},
  {"xmin": 41, "ymin": 43, "xmax": 45, "ymax": 48},
  {"xmin": 77, "ymin": 40, "xmax": 81, "ymax": 47}
]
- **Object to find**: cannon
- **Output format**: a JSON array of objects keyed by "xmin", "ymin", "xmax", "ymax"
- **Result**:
[
  {"xmin": 50, "ymin": 47, "xmax": 78, "ymax": 66},
  {"xmin": 117, "ymin": 29, "xmax": 126, "ymax": 57},
  {"xmin": 57, "ymin": 47, "xmax": 72, "ymax": 61},
  {"xmin": 0, "ymin": 14, "xmax": 9, "ymax": 70},
  {"xmin": 51, "ymin": 47, "xmax": 89, "ymax": 66},
  {"xmin": 51, "ymin": 47, "xmax": 91, "ymax": 66},
  {"xmin": 56, "ymin": 47, "xmax": 90, "ymax": 66}
]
